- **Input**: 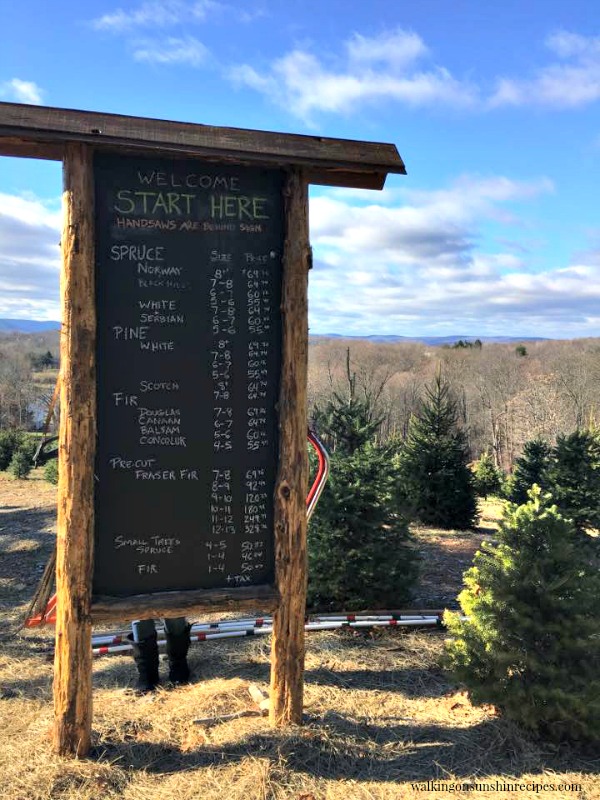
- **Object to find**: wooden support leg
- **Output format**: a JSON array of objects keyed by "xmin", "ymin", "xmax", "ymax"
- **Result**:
[
  {"xmin": 270, "ymin": 170, "xmax": 310, "ymax": 726},
  {"xmin": 53, "ymin": 142, "xmax": 96, "ymax": 757}
]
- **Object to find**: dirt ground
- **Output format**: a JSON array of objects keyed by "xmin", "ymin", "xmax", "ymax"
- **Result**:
[
  {"xmin": 409, "ymin": 501, "xmax": 501, "ymax": 609},
  {"xmin": 0, "ymin": 474, "xmax": 597, "ymax": 800},
  {"xmin": 0, "ymin": 470, "xmax": 57, "ymax": 636}
]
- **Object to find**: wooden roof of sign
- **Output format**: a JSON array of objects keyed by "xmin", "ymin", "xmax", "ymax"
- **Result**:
[{"xmin": 0, "ymin": 102, "xmax": 406, "ymax": 190}]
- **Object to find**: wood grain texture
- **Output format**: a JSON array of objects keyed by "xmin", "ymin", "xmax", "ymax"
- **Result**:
[
  {"xmin": 269, "ymin": 170, "xmax": 310, "ymax": 727},
  {"xmin": 0, "ymin": 101, "xmax": 405, "ymax": 188},
  {"xmin": 91, "ymin": 584, "xmax": 279, "ymax": 622},
  {"xmin": 53, "ymin": 143, "xmax": 96, "ymax": 758},
  {"xmin": 0, "ymin": 136, "xmax": 63, "ymax": 160}
]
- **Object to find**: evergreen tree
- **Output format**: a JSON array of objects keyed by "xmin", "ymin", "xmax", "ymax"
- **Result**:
[
  {"xmin": 472, "ymin": 451, "xmax": 503, "ymax": 498},
  {"xmin": 546, "ymin": 429, "xmax": 600, "ymax": 534},
  {"xmin": 9, "ymin": 447, "xmax": 32, "ymax": 479},
  {"xmin": 308, "ymin": 394, "xmax": 418, "ymax": 610},
  {"xmin": 445, "ymin": 487, "xmax": 600, "ymax": 743},
  {"xmin": 0, "ymin": 430, "xmax": 20, "ymax": 471},
  {"xmin": 396, "ymin": 373, "xmax": 478, "ymax": 529},
  {"xmin": 507, "ymin": 437, "xmax": 551, "ymax": 505},
  {"xmin": 312, "ymin": 394, "xmax": 382, "ymax": 455},
  {"xmin": 44, "ymin": 458, "xmax": 59, "ymax": 485}
]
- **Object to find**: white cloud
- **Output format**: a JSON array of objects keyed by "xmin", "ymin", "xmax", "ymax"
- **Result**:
[
  {"xmin": 0, "ymin": 78, "xmax": 43, "ymax": 105},
  {"xmin": 545, "ymin": 30, "xmax": 600, "ymax": 60},
  {"xmin": 489, "ymin": 29, "xmax": 600, "ymax": 109},
  {"xmin": 307, "ymin": 176, "xmax": 600, "ymax": 338},
  {"xmin": 229, "ymin": 28, "xmax": 477, "ymax": 122},
  {"xmin": 402, "ymin": 175, "xmax": 554, "ymax": 216},
  {"xmin": 0, "ymin": 193, "xmax": 61, "ymax": 319},
  {"xmin": 91, "ymin": 1, "xmax": 219, "ymax": 69},
  {"xmin": 92, "ymin": 0, "xmax": 220, "ymax": 32},
  {"xmin": 312, "ymin": 176, "xmax": 553, "ymax": 260},
  {"xmin": 346, "ymin": 29, "xmax": 428, "ymax": 69},
  {"xmin": 133, "ymin": 36, "xmax": 210, "ymax": 66}
]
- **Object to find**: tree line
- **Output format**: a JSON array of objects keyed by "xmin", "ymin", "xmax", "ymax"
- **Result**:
[
  {"xmin": 308, "ymin": 336, "xmax": 600, "ymax": 470},
  {"xmin": 0, "ymin": 331, "xmax": 59, "ymax": 430}
]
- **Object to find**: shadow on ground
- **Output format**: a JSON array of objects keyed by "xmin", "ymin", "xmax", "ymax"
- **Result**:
[{"xmin": 92, "ymin": 713, "xmax": 600, "ymax": 784}]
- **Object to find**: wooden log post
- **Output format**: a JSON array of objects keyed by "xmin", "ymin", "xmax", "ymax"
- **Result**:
[
  {"xmin": 270, "ymin": 169, "xmax": 310, "ymax": 726},
  {"xmin": 53, "ymin": 143, "xmax": 96, "ymax": 757}
]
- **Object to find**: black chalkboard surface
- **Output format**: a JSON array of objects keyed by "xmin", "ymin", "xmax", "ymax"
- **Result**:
[{"xmin": 92, "ymin": 153, "xmax": 283, "ymax": 597}]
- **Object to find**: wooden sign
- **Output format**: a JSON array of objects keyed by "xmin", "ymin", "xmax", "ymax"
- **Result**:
[
  {"xmin": 93, "ymin": 153, "xmax": 283, "ymax": 599},
  {"xmin": 0, "ymin": 100, "xmax": 405, "ymax": 758}
]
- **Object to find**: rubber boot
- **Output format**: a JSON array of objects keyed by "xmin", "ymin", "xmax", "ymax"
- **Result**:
[
  {"xmin": 165, "ymin": 625, "xmax": 191, "ymax": 685},
  {"xmin": 127, "ymin": 632, "xmax": 160, "ymax": 693}
]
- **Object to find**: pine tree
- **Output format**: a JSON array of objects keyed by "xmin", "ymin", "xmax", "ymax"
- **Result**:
[
  {"xmin": 0, "ymin": 430, "xmax": 20, "ymax": 471},
  {"xmin": 308, "ymin": 394, "xmax": 418, "ymax": 610},
  {"xmin": 311, "ymin": 347, "xmax": 383, "ymax": 456},
  {"xmin": 396, "ymin": 373, "xmax": 478, "ymax": 529},
  {"xmin": 9, "ymin": 447, "xmax": 32, "ymax": 479},
  {"xmin": 445, "ymin": 487, "xmax": 600, "ymax": 743},
  {"xmin": 312, "ymin": 394, "xmax": 382, "ymax": 456},
  {"xmin": 472, "ymin": 451, "xmax": 503, "ymax": 498},
  {"xmin": 507, "ymin": 438, "xmax": 551, "ymax": 505},
  {"xmin": 44, "ymin": 458, "xmax": 59, "ymax": 485},
  {"xmin": 546, "ymin": 429, "xmax": 600, "ymax": 534}
]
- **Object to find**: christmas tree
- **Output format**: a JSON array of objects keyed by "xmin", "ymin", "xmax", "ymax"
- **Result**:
[
  {"xmin": 308, "ymin": 393, "xmax": 418, "ymax": 610},
  {"xmin": 547, "ymin": 429, "xmax": 600, "ymax": 534},
  {"xmin": 507, "ymin": 437, "xmax": 551, "ymax": 505},
  {"xmin": 472, "ymin": 451, "xmax": 503, "ymax": 498},
  {"xmin": 445, "ymin": 487, "xmax": 600, "ymax": 743},
  {"xmin": 396, "ymin": 373, "xmax": 478, "ymax": 529}
]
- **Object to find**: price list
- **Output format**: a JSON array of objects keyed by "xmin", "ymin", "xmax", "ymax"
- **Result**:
[{"xmin": 92, "ymin": 153, "xmax": 283, "ymax": 598}]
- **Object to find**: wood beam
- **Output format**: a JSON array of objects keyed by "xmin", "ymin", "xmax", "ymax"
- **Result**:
[
  {"xmin": 0, "ymin": 136, "xmax": 63, "ymax": 160},
  {"xmin": 53, "ymin": 142, "xmax": 96, "ymax": 758},
  {"xmin": 270, "ymin": 169, "xmax": 310, "ymax": 726},
  {"xmin": 91, "ymin": 584, "xmax": 279, "ymax": 622},
  {"xmin": 0, "ymin": 101, "xmax": 406, "ymax": 188}
]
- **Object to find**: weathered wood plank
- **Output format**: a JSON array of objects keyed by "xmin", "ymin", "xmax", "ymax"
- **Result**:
[
  {"xmin": 53, "ymin": 142, "xmax": 96, "ymax": 758},
  {"xmin": 0, "ymin": 101, "xmax": 405, "ymax": 188},
  {"xmin": 270, "ymin": 169, "xmax": 310, "ymax": 726},
  {"xmin": 0, "ymin": 136, "xmax": 63, "ymax": 160},
  {"xmin": 91, "ymin": 584, "xmax": 279, "ymax": 622}
]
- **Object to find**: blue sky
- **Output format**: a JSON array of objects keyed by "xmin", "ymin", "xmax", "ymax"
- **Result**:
[{"xmin": 1, "ymin": 0, "xmax": 600, "ymax": 337}]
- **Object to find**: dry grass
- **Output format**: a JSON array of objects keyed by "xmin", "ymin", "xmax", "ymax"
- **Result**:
[
  {"xmin": 408, "ymin": 498, "xmax": 503, "ymax": 609},
  {"xmin": 1, "ymin": 480, "xmax": 598, "ymax": 799},
  {"xmin": 31, "ymin": 369, "xmax": 59, "ymax": 385}
]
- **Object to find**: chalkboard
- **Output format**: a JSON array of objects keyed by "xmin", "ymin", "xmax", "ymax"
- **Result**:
[{"xmin": 92, "ymin": 153, "xmax": 283, "ymax": 598}]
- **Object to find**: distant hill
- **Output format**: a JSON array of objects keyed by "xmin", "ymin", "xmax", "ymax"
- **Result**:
[
  {"xmin": 0, "ymin": 319, "xmax": 548, "ymax": 346},
  {"xmin": 0, "ymin": 318, "xmax": 60, "ymax": 334},
  {"xmin": 310, "ymin": 333, "xmax": 548, "ymax": 346}
]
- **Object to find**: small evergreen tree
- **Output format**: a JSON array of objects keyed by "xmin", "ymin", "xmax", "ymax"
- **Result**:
[
  {"xmin": 547, "ymin": 429, "xmax": 600, "ymax": 533},
  {"xmin": 308, "ymin": 393, "xmax": 418, "ymax": 610},
  {"xmin": 507, "ymin": 437, "xmax": 551, "ymax": 505},
  {"xmin": 9, "ymin": 448, "xmax": 32, "ymax": 479},
  {"xmin": 0, "ymin": 430, "xmax": 20, "ymax": 471},
  {"xmin": 44, "ymin": 458, "xmax": 59, "ymax": 485},
  {"xmin": 396, "ymin": 373, "xmax": 478, "ymax": 529},
  {"xmin": 472, "ymin": 451, "xmax": 503, "ymax": 498},
  {"xmin": 445, "ymin": 487, "xmax": 600, "ymax": 743},
  {"xmin": 312, "ymin": 394, "xmax": 382, "ymax": 455}
]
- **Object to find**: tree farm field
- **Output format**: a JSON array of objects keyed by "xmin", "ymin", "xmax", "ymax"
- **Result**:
[{"xmin": 0, "ymin": 474, "xmax": 597, "ymax": 800}]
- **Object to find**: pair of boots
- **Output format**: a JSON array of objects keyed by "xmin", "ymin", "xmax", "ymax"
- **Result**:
[{"xmin": 128, "ymin": 625, "xmax": 191, "ymax": 693}]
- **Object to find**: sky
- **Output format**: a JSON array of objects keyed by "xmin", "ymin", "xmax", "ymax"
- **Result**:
[{"xmin": 1, "ymin": 0, "xmax": 600, "ymax": 338}]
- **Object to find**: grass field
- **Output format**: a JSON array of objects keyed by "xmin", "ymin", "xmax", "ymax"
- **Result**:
[{"xmin": 0, "ymin": 475, "xmax": 598, "ymax": 799}]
